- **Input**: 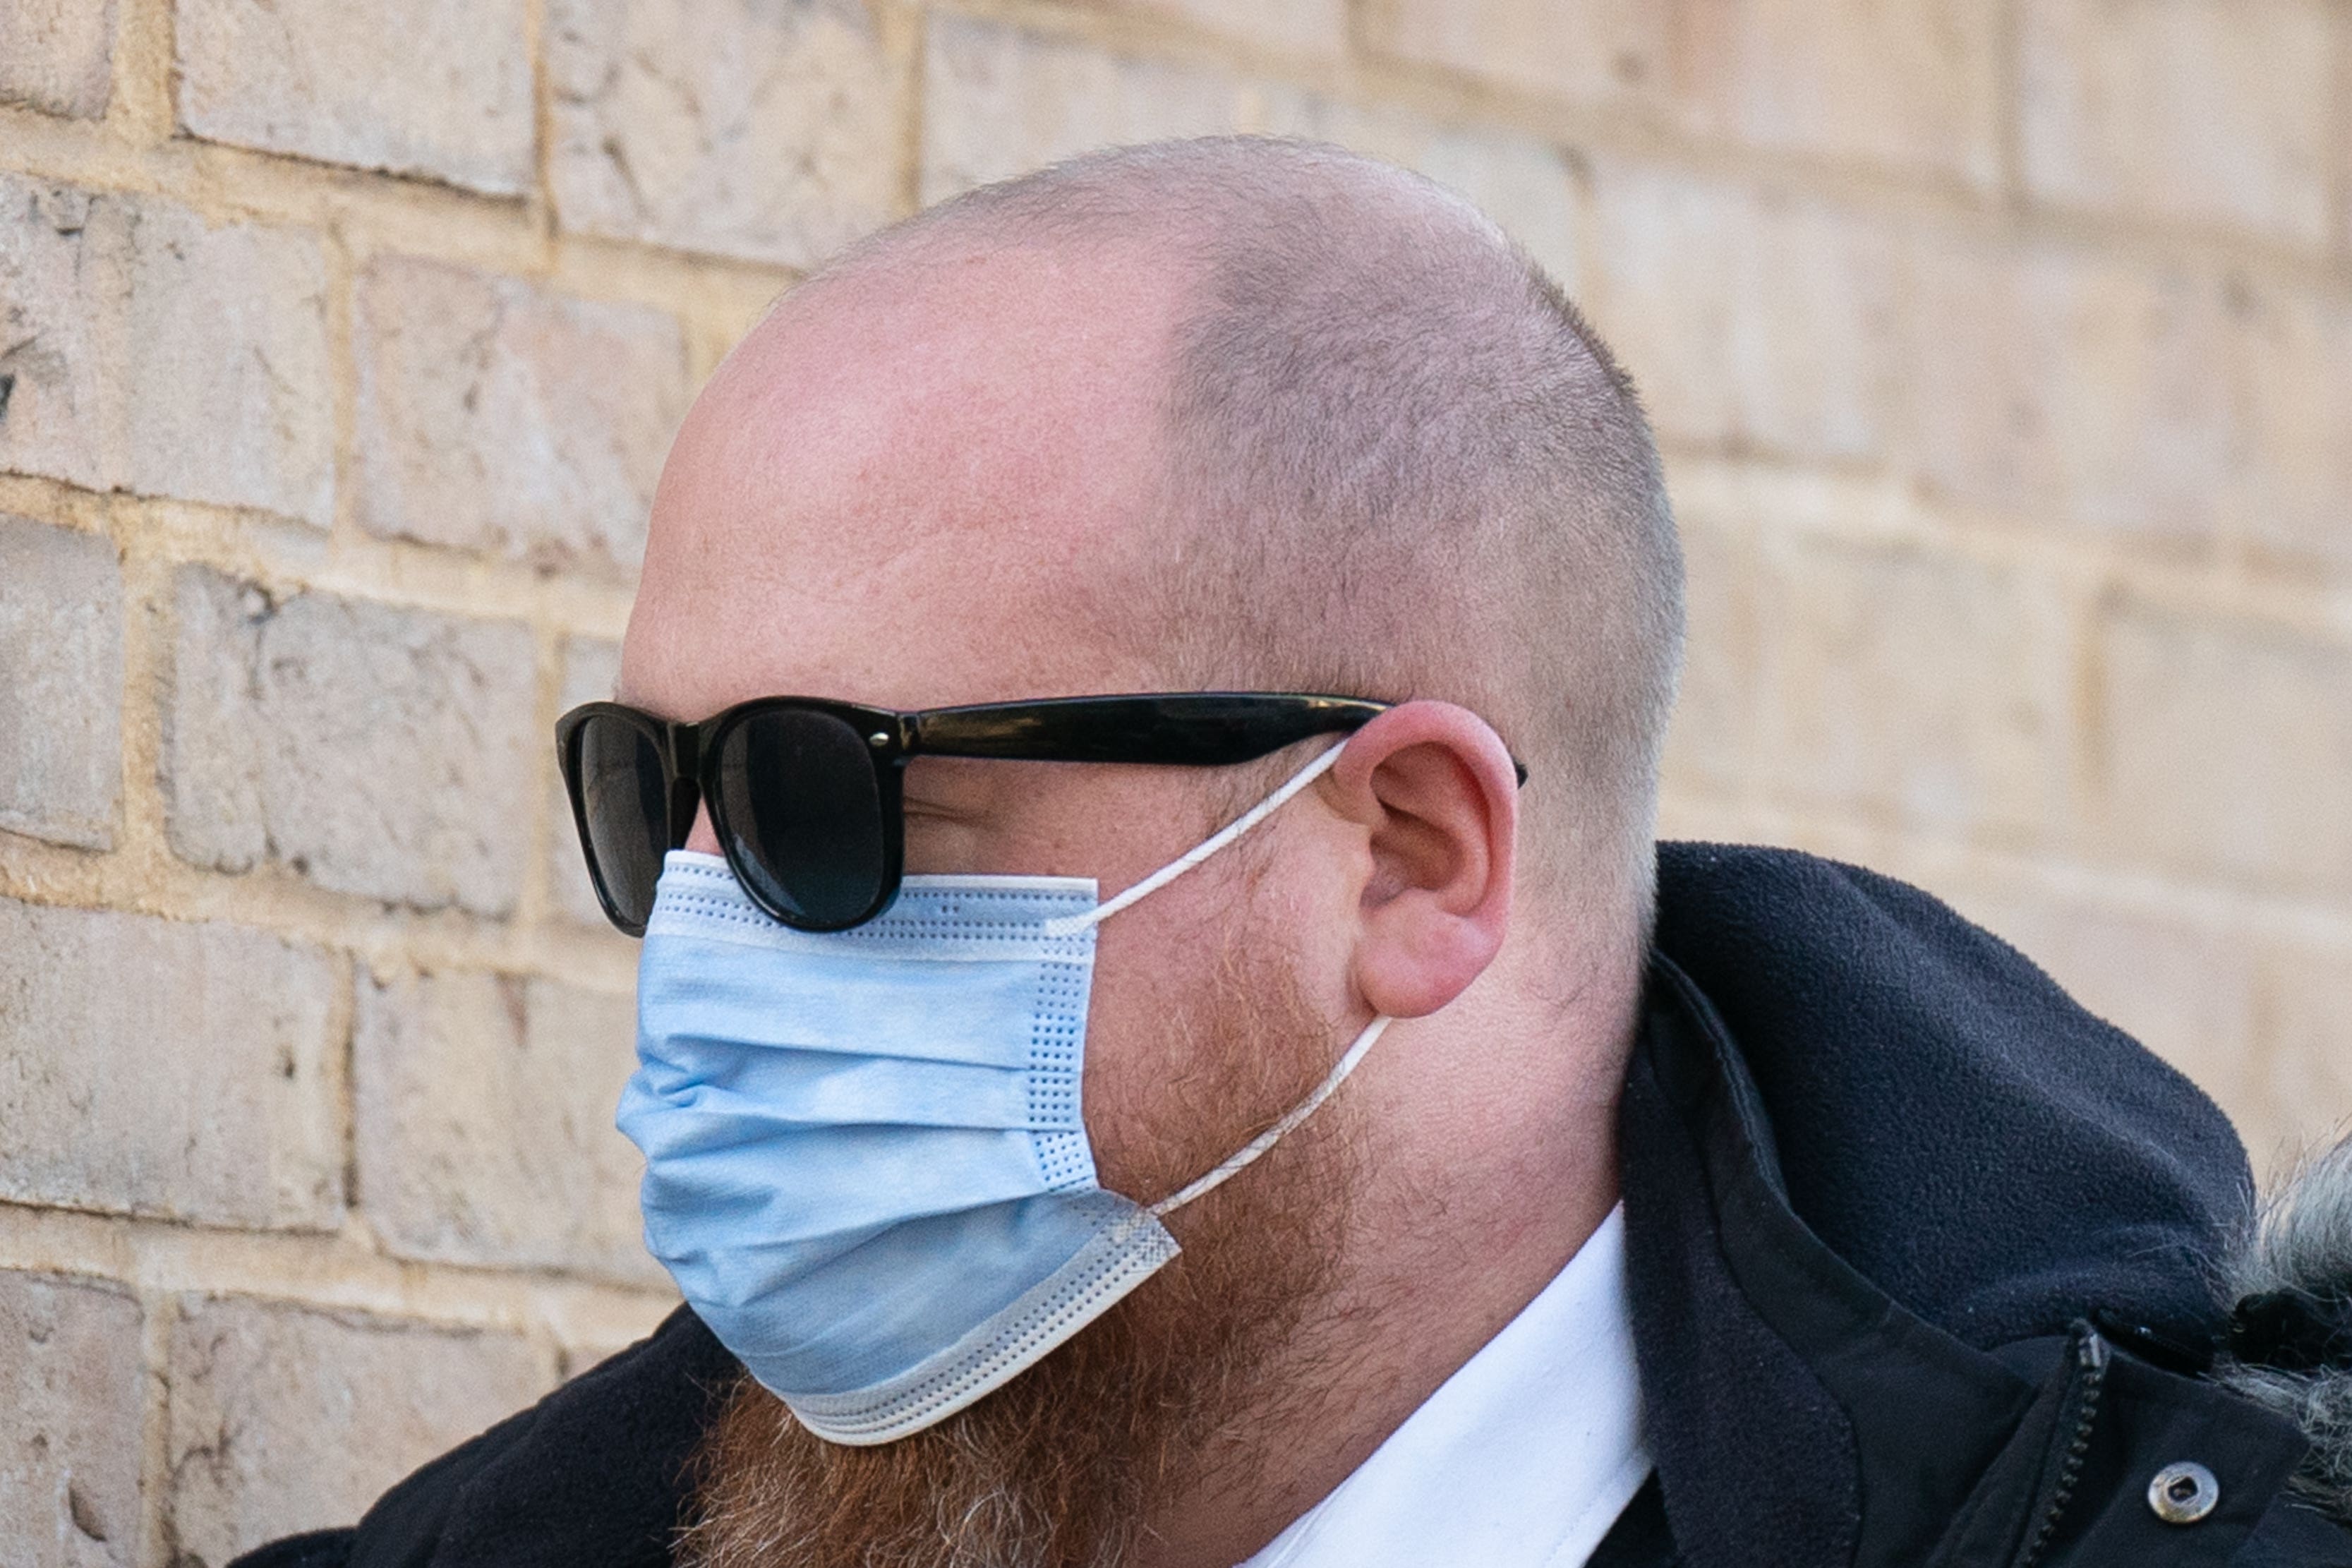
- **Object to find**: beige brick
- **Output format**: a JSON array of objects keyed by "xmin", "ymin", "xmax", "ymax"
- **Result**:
[
  {"xmin": 0, "ymin": 900, "xmax": 342, "ymax": 1227},
  {"xmin": 1908, "ymin": 235, "xmax": 2231, "ymax": 542},
  {"xmin": 355, "ymin": 258, "xmax": 690, "ymax": 574},
  {"xmin": 1670, "ymin": 0, "xmax": 2001, "ymax": 186},
  {"xmin": 1751, "ymin": 538, "xmax": 2073, "ymax": 839},
  {"xmin": 547, "ymin": 0, "xmax": 901, "ymax": 268},
  {"xmin": 0, "ymin": 176, "xmax": 333, "ymax": 526},
  {"xmin": 2020, "ymin": 0, "xmax": 2336, "ymax": 247},
  {"xmin": 2097, "ymin": 603, "xmax": 2352, "ymax": 898},
  {"xmin": 2257, "ymin": 942, "xmax": 2352, "ymax": 1168},
  {"xmin": 919, "ymin": 16, "xmax": 1242, "ymax": 203},
  {"xmin": 1946, "ymin": 886, "xmax": 2264, "ymax": 1142},
  {"xmin": 167, "ymin": 1296, "xmax": 553, "ymax": 1564},
  {"xmin": 1587, "ymin": 164, "xmax": 1901, "ymax": 462},
  {"xmin": 0, "ymin": 515, "xmax": 122, "ymax": 850},
  {"xmin": 0, "ymin": 181, "xmax": 108, "ymax": 489},
  {"xmin": 355, "ymin": 968, "xmax": 655, "ymax": 1284},
  {"xmin": 119, "ymin": 206, "xmax": 334, "ymax": 528},
  {"xmin": 550, "ymin": 636, "xmax": 623, "ymax": 928},
  {"xmin": 1248, "ymin": 92, "xmax": 1584, "ymax": 292},
  {"xmin": 2229, "ymin": 282, "xmax": 2352, "ymax": 572},
  {"xmin": 1656, "ymin": 511, "xmax": 1758, "ymax": 797},
  {"xmin": 0, "ymin": 0, "xmax": 114, "ymax": 118},
  {"xmin": 1358, "ymin": 0, "xmax": 1669, "ymax": 107},
  {"xmin": 0, "ymin": 1272, "xmax": 143, "ymax": 1568},
  {"xmin": 175, "ymin": 0, "xmax": 533, "ymax": 195},
  {"xmin": 165, "ymin": 569, "xmax": 538, "ymax": 917},
  {"xmin": 1120, "ymin": 0, "xmax": 1346, "ymax": 57}
]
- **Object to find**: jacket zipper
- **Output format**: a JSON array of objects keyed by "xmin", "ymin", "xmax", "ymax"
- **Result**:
[{"xmin": 2012, "ymin": 1327, "xmax": 2110, "ymax": 1568}]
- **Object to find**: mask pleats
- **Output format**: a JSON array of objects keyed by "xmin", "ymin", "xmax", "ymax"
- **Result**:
[
  {"xmin": 701, "ymin": 1193, "xmax": 1146, "ymax": 1397},
  {"xmin": 621, "ymin": 742, "xmax": 1358, "ymax": 1445}
]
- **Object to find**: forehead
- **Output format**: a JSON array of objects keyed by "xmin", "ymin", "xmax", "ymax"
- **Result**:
[{"xmin": 619, "ymin": 241, "xmax": 1188, "ymax": 722}]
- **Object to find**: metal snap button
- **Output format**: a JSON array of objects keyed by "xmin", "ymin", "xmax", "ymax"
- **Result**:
[{"xmin": 2147, "ymin": 1461, "xmax": 2219, "ymax": 1524}]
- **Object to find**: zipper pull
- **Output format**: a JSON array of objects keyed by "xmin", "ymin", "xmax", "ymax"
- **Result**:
[{"xmin": 2013, "ymin": 1324, "xmax": 2110, "ymax": 1568}]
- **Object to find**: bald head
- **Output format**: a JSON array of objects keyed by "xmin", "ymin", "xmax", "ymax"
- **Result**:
[
  {"xmin": 635, "ymin": 135, "xmax": 1680, "ymax": 955},
  {"xmin": 631, "ymin": 231, "xmax": 1187, "ymax": 707},
  {"xmin": 843, "ymin": 138, "xmax": 1680, "ymax": 927}
]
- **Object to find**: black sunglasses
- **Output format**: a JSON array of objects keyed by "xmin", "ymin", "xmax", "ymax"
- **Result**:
[{"xmin": 557, "ymin": 692, "xmax": 1433, "ymax": 936}]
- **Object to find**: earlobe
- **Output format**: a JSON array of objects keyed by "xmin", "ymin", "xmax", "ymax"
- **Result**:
[{"xmin": 1322, "ymin": 702, "xmax": 1519, "ymax": 1019}]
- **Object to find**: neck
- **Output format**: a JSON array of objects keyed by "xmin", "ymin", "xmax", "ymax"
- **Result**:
[{"xmin": 1130, "ymin": 944, "xmax": 1639, "ymax": 1568}]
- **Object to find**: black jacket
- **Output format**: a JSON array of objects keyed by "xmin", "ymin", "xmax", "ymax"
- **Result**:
[{"xmin": 234, "ymin": 845, "xmax": 2352, "ymax": 1567}]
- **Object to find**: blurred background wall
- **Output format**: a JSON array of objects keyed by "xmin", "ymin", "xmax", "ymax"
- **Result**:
[{"xmin": 1, "ymin": 0, "xmax": 2346, "ymax": 1560}]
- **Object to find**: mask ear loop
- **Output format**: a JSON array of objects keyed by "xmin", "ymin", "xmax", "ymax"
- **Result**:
[
  {"xmin": 1038, "ymin": 738, "xmax": 1351, "ymax": 939},
  {"xmin": 1147, "ymin": 1013, "xmax": 1391, "ymax": 1217},
  {"xmin": 1026, "ymin": 735, "xmax": 1389, "ymax": 1217}
]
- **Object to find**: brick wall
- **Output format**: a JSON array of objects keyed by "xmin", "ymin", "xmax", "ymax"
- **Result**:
[{"xmin": 1, "ymin": 1, "xmax": 2346, "ymax": 1560}]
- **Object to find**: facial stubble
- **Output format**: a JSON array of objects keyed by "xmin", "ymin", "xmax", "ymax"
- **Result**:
[{"xmin": 679, "ymin": 939, "xmax": 1365, "ymax": 1568}]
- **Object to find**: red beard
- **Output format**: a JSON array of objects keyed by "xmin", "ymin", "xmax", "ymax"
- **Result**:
[{"xmin": 679, "ymin": 946, "xmax": 1361, "ymax": 1568}]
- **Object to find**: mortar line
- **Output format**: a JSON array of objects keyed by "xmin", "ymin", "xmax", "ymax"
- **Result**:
[
  {"xmin": 526, "ymin": 0, "xmax": 555, "ymax": 251},
  {"xmin": 515, "ymin": 625, "xmax": 567, "ymax": 935},
  {"xmin": 901, "ymin": 1, "xmax": 933, "ymax": 217},
  {"xmin": 134, "ymin": 1286, "xmax": 177, "ymax": 1568},
  {"xmin": 102, "ymin": 495, "xmax": 179, "ymax": 876},
  {"xmin": 104, "ymin": 0, "xmax": 176, "ymax": 150},
  {"xmin": 0, "ymin": 1205, "xmax": 676, "ymax": 1327},
  {"xmin": 2330, "ymin": 0, "xmax": 2352, "ymax": 259},
  {"xmin": 1991, "ymin": 0, "xmax": 2026, "ymax": 214},
  {"xmin": 322, "ymin": 220, "xmax": 366, "ymax": 586}
]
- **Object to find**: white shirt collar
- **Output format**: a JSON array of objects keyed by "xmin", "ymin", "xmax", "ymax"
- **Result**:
[{"xmin": 1236, "ymin": 1204, "xmax": 1651, "ymax": 1568}]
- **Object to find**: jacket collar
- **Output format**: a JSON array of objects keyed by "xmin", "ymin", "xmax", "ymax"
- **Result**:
[{"xmin": 1623, "ymin": 950, "xmax": 2310, "ymax": 1567}]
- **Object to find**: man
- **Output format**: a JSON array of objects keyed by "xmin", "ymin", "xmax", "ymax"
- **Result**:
[{"xmin": 236, "ymin": 138, "xmax": 2351, "ymax": 1568}]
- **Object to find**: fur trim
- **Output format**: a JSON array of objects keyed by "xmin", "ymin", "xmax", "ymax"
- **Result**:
[{"xmin": 2216, "ymin": 1131, "xmax": 2352, "ymax": 1525}]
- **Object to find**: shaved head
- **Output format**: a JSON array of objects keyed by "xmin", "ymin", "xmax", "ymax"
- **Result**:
[{"xmin": 800, "ymin": 136, "xmax": 1684, "ymax": 944}]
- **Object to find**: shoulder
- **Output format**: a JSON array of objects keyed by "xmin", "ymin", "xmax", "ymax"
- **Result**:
[{"xmin": 227, "ymin": 1531, "xmax": 356, "ymax": 1568}]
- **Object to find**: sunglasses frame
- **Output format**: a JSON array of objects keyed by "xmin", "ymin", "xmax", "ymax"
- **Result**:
[{"xmin": 556, "ymin": 692, "xmax": 1416, "ymax": 936}]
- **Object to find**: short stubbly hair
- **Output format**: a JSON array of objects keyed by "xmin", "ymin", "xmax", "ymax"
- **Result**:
[{"xmin": 811, "ymin": 136, "xmax": 1684, "ymax": 948}]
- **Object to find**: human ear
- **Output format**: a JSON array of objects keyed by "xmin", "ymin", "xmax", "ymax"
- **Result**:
[{"xmin": 1317, "ymin": 700, "xmax": 1519, "ymax": 1019}]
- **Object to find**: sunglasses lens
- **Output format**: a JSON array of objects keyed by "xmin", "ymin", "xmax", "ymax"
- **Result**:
[
  {"xmin": 573, "ymin": 713, "xmax": 670, "ymax": 932},
  {"xmin": 715, "ymin": 708, "xmax": 887, "ymax": 929}
]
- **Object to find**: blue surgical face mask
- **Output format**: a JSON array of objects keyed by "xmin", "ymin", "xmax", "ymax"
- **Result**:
[{"xmin": 619, "ymin": 742, "xmax": 1391, "ymax": 1445}]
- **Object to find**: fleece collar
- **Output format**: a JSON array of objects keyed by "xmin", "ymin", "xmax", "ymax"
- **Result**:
[{"xmin": 1628, "ymin": 843, "xmax": 2312, "ymax": 1566}]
